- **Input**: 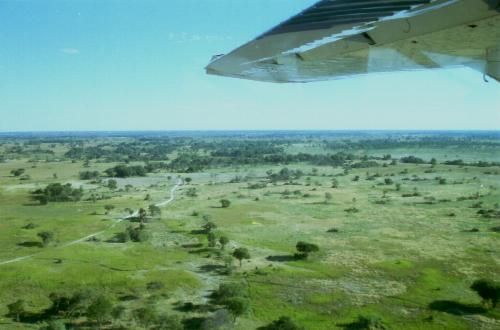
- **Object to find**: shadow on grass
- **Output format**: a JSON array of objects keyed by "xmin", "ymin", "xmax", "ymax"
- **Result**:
[
  {"xmin": 266, "ymin": 255, "xmax": 296, "ymax": 262},
  {"xmin": 17, "ymin": 241, "xmax": 42, "ymax": 248},
  {"xmin": 182, "ymin": 243, "xmax": 204, "ymax": 249},
  {"xmin": 182, "ymin": 316, "xmax": 207, "ymax": 330},
  {"xmin": 198, "ymin": 264, "xmax": 226, "ymax": 275},
  {"xmin": 428, "ymin": 300, "xmax": 486, "ymax": 315},
  {"xmin": 337, "ymin": 316, "xmax": 387, "ymax": 330},
  {"xmin": 173, "ymin": 301, "xmax": 214, "ymax": 314}
]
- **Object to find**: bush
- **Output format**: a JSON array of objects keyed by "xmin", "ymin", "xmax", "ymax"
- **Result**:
[
  {"xmin": 211, "ymin": 282, "xmax": 247, "ymax": 304},
  {"xmin": 296, "ymin": 241, "xmax": 319, "ymax": 259},
  {"xmin": 79, "ymin": 171, "xmax": 100, "ymax": 180},
  {"xmin": 471, "ymin": 279, "xmax": 500, "ymax": 308},
  {"xmin": 38, "ymin": 231, "xmax": 54, "ymax": 247},
  {"xmin": 11, "ymin": 168, "xmax": 25, "ymax": 177},
  {"xmin": 346, "ymin": 315, "xmax": 387, "ymax": 329},
  {"xmin": 40, "ymin": 320, "xmax": 67, "ymax": 330},
  {"xmin": 220, "ymin": 199, "xmax": 231, "ymax": 208}
]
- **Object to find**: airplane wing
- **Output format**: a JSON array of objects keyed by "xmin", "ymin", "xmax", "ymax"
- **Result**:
[{"xmin": 206, "ymin": 0, "xmax": 500, "ymax": 82}]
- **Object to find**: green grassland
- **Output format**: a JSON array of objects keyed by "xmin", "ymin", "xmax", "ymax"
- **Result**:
[{"xmin": 0, "ymin": 134, "xmax": 499, "ymax": 329}]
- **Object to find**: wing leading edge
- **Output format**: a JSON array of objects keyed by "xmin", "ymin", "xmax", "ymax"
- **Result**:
[{"xmin": 206, "ymin": 0, "xmax": 500, "ymax": 82}]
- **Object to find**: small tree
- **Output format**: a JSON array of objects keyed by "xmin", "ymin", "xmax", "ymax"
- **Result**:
[
  {"xmin": 138, "ymin": 208, "xmax": 148, "ymax": 223},
  {"xmin": 11, "ymin": 168, "xmax": 25, "ymax": 177},
  {"xmin": 324, "ymin": 192, "xmax": 333, "ymax": 203},
  {"xmin": 184, "ymin": 177, "xmax": 192, "ymax": 184},
  {"xmin": 38, "ymin": 231, "xmax": 54, "ymax": 247},
  {"xmin": 220, "ymin": 199, "xmax": 231, "ymax": 208},
  {"xmin": 471, "ymin": 279, "xmax": 500, "ymax": 309},
  {"xmin": 87, "ymin": 295, "xmax": 114, "ymax": 330},
  {"xmin": 107, "ymin": 179, "xmax": 117, "ymax": 190},
  {"xmin": 225, "ymin": 297, "xmax": 249, "ymax": 322},
  {"xmin": 7, "ymin": 299, "xmax": 26, "ymax": 322},
  {"xmin": 40, "ymin": 319, "xmax": 67, "ymax": 330},
  {"xmin": 203, "ymin": 221, "xmax": 217, "ymax": 233},
  {"xmin": 232, "ymin": 248, "xmax": 250, "ymax": 267},
  {"xmin": 219, "ymin": 236, "xmax": 229, "ymax": 250},
  {"xmin": 295, "ymin": 241, "xmax": 319, "ymax": 259},
  {"xmin": 104, "ymin": 204, "xmax": 115, "ymax": 215},
  {"xmin": 157, "ymin": 314, "xmax": 182, "ymax": 330},
  {"xmin": 148, "ymin": 204, "xmax": 161, "ymax": 217},
  {"xmin": 208, "ymin": 232, "xmax": 216, "ymax": 247},
  {"xmin": 134, "ymin": 306, "xmax": 158, "ymax": 329}
]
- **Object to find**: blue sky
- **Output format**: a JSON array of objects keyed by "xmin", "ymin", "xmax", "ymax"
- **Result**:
[{"xmin": 0, "ymin": 0, "xmax": 498, "ymax": 132}]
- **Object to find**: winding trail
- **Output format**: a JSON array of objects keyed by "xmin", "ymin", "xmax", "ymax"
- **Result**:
[{"xmin": 0, "ymin": 178, "xmax": 183, "ymax": 266}]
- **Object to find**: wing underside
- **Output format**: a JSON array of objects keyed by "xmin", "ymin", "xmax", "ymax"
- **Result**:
[{"xmin": 206, "ymin": 0, "xmax": 500, "ymax": 82}]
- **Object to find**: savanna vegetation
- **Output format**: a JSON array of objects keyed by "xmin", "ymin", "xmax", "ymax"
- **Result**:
[{"xmin": 0, "ymin": 131, "xmax": 499, "ymax": 329}]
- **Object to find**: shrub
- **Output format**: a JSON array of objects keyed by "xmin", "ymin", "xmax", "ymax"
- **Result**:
[
  {"xmin": 296, "ymin": 241, "xmax": 319, "ymax": 259},
  {"xmin": 471, "ymin": 279, "xmax": 500, "ymax": 309},
  {"xmin": 38, "ymin": 231, "xmax": 54, "ymax": 247},
  {"xmin": 220, "ymin": 199, "xmax": 231, "ymax": 208}
]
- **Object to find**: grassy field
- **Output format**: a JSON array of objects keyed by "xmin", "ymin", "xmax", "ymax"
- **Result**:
[{"xmin": 0, "ymin": 133, "xmax": 499, "ymax": 329}]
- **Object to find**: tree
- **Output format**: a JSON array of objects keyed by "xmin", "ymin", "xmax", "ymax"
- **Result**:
[
  {"xmin": 32, "ymin": 183, "xmax": 83, "ymax": 204},
  {"xmin": 104, "ymin": 204, "xmax": 115, "ymax": 214},
  {"xmin": 86, "ymin": 295, "xmax": 114, "ymax": 330},
  {"xmin": 232, "ymin": 248, "xmax": 250, "ymax": 267},
  {"xmin": 186, "ymin": 187, "xmax": 197, "ymax": 197},
  {"xmin": 11, "ymin": 168, "xmax": 25, "ymax": 177},
  {"xmin": 225, "ymin": 297, "xmax": 250, "ymax": 322},
  {"xmin": 134, "ymin": 306, "xmax": 158, "ymax": 329},
  {"xmin": 220, "ymin": 199, "xmax": 231, "ymax": 208},
  {"xmin": 258, "ymin": 316, "xmax": 304, "ymax": 330},
  {"xmin": 40, "ymin": 320, "xmax": 67, "ymax": 330},
  {"xmin": 157, "ymin": 314, "xmax": 182, "ymax": 330},
  {"xmin": 138, "ymin": 208, "xmax": 148, "ymax": 223},
  {"xmin": 219, "ymin": 236, "xmax": 229, "ymax": 250},
  {"xmin": 7, "ymin": 299, "xmax": 26, "ymax": 322},
  {"xmin": 203, "ymin": 221, "xmax": 217, "ymax": 233},
  {"xmin": 184, "ymin": 177, "xmax": 192, "ymax": 184},
  {"xmin": 324, "ymin": 192, "xmax": 333, "ymax": 203},
  {"xmin": 208, "ymin": 232, "xmax": 216, "ymax": 247},
  {"xmin": 470, "ymin": 279, "xmax": 500, "ymax": 309},
  {"xmin": 211, "ymin": 282, "xmax": 247, "ymax": 304},
  {"xmin": 107, "ymin": 179, "xmax": 117, "ymax": 190},
  {"xmin": 38, "ymin": 231, "xmax": 54, "ymax": 247},
  {"xmin": 148, "ymin": 204, "xmax": 161, "ymax": 217},
  {"xmin": 111, "ymin": 305, "xmax": 126, "ymax": 322},
  {"xmin": 295, "ymin": 241, "xmax": 319, "ymax": 259}
]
